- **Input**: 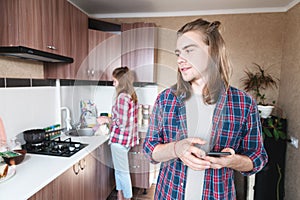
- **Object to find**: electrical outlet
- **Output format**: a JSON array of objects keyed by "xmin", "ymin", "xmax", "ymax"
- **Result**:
[{"xmin": 290, "ymin": 136, "xmax": 299, "ymax": 149}]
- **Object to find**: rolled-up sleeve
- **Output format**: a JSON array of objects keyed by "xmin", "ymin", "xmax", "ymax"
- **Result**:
[
  {"xmin": 240, "ymin": 101, "xmax": 268, "ymax": 175},
  {"xmin": 143, "ymin": 95, "xmax": 163, "ymax": 164}
]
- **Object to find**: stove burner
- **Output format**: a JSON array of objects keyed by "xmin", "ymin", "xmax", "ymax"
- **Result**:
[{"xmin": 22, "ymin": 137, "xmax": 88, "ymax": 157}]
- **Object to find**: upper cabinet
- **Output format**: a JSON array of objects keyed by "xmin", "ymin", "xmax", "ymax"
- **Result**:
[
  {"xmin": 86, "ymin": 29, "xmax": 121, "ymax": 80},
  {"xmin": 121, "ymin": 22, "xmax": 157, "ymax": 83},
  {"xmin": 40, "ymin": 0, "xmax": 71, "ymax": 57},
  {"xmin": 44, "ymin": 2, "xmax": 88, "ymax": 79},
  {"xmin": 1, "ymin": 0, "xmax": 71, "ymax": 57}
]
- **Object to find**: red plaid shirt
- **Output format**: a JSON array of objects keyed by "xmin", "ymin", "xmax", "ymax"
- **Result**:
[
  {"xmin": 109, "ymin": 93, "xmax": 139, "ymax": 147},
  {"xmin": 143, "ymin": 86, "xmax": 268, "ymax": 200}
]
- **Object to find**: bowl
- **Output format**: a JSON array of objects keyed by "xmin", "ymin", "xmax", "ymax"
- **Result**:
[{"xmin": 2, "ymin": 150, "xmax": 26, "ymax": 165}]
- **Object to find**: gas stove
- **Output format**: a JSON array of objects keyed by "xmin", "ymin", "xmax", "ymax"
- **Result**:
[{"xmin": 22, "ymin": 137, "xmax": 88, "ymax": 157}]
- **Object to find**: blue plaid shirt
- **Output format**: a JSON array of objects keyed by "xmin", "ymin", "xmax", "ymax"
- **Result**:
[{"xmin": 143, "ymin": 86, "xmax": 268, "ymax": 200}]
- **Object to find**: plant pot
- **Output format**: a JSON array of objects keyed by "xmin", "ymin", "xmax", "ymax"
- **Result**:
[{"xmin": 258, "ymin": 105, "xmax": 274, "ymax": 118}]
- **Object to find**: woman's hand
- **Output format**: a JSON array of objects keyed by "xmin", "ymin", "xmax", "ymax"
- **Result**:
[
  {"xmin": 174, "ymin": 138, "xmax": 211, "ymax": 171},
  {"xmin": 97, "ymin": 116, "xmax": 110, "ymax": 125}
]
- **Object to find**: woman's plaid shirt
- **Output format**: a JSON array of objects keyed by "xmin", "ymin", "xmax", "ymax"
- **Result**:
[{"xmin": 110, "ymin": 93, "xmax": 139, "ymax": 147}]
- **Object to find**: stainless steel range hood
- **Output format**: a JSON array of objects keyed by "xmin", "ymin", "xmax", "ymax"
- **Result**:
[{"xmin": 0, "ymin": 46, "xmax": 73, "ymax": 63}]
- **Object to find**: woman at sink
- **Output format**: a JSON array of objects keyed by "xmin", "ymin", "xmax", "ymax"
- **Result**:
[{"xmin": 108, "ymin": 66, "xmax": 139, "ymax": 200}]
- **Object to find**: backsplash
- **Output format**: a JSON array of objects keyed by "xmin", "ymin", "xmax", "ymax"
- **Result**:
[
  {"xmin": 0, "ymin": 86, "xmax": 61, "ymax": 141},
  {"xmin": 0, "ymin": 78, "xmax": 158, "ymax": 143},
  {"xmin": 60, "ymin": 84, "xmax": 158, "ymax": 126}
]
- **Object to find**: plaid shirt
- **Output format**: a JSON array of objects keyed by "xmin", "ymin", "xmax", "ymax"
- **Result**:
[
  {"xmin": 110, "ymin": 93, "xmax": 139, "ymax": 147},
  {"xmin": 143, "ymin": 87, "xmax": 268, "ymax": 200}
]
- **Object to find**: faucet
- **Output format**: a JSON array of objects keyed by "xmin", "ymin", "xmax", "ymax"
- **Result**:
[
  {"xmin": 79, "ymin": 110, "xmax": 93, "ymax": 129},
  {"xmin": 60, "ymin": 107, "xmax": 72, "ymax": 131}
]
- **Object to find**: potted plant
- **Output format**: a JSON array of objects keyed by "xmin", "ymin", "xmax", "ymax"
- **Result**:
[
  {"xmin": 241, "ymin": 63, "xmax": 279, "ymax": 118},
  {"xmin": 254, "ymin": 114, "xmax": 287, "ymax": 200}
]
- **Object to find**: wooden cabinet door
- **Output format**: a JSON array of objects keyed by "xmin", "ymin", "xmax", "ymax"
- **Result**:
[
  {"xmin": 0, "ymin": 0, "xmax": 19, "ymax": 46},
  {"xmin": 69, "ymin": 3, "xmax": 88, "ymax": 80},
  {"xmin": 96, "ymin": 142, "xmax": 115, "ymax": 199},
  {"xmin": 55, "ymin": 162, "xmax": 84, "ymax": 200},
  {"xmin": 44, "ymin": 1, "xmax": 88, "ymax": 80},
  {"xmin": 87, "ymin": 29, "xmax": 121, "ymax": 81},
  {"xmin": 2, "ymin": 0, "xmax": 44, "ymax": 49},
  {"xmin": 40, "ymin": 0, "xmax": 71, "ymax": 56},
  {"xmin": 129, "ymin": 136, "xmax": 152, "ymax": 189},
  {"xmin": 82, "ymin": 153, "xmax": 98, "ymax": 199},
  {"xmin": 121, "ymin": 22, "xmax": 157, "ymax": 82}
]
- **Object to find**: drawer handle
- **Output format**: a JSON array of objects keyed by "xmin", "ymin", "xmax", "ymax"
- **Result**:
[
  {"xmin": 79, "ymin": 159, "xmax": 86, "ymax": 170},
  {"xmin": 73, "ymin": 163, "xmax": 80, "ymax": 175},
  {"xmin": 131, "ymin": 165, "xmax": 140, "ymax": 169},
  {"xmin": 46, "ymin": 45, "xmax": 56, "ymax": 50},
  {"xmin": 130, "ymin": 151, "xmax": 141, "ymax": 155}
]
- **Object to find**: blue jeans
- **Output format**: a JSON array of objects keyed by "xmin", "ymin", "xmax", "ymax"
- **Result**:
[{"xmin": 110, "ymin": 143, "xmax": 132, "ymax": 198}]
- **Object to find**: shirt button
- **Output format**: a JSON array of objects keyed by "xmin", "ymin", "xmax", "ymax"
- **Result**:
[{"xmin": 181, "ymin": 182, "xmax": 183, "ymax": 186}]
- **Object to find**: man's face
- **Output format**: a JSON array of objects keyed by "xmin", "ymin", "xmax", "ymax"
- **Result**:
[{"xmin": 175, "ymin": 31, "xmax": 209, "ymax": 84}]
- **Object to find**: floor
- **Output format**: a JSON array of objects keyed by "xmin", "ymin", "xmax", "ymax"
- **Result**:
[{"xmin": 107, "ymin": 184, "xmax": 155, "ymax": 200}]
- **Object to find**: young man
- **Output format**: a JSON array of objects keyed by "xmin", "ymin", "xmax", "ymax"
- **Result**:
[{"xmin": 143, "ymin": 18, "xmax": 268, "ymax": 200}]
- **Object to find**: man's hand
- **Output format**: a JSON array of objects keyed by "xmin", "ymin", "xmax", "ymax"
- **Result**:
[{"xmin": 174, "ymin": 138, "xmax": 211, "ymax": 171}]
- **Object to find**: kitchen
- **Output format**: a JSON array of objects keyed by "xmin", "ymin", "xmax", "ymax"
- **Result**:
[{"xmin": 1, "ymin": 0, "xmax": 300, "ymax": 199}]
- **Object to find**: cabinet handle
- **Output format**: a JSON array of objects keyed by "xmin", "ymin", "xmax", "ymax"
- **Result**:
[
  {"xmin": 130, "ymin": 151, "xmax": 141, "ymax": 155},
  {"xmin": 131, "ymin": 165, "xmax": 140, "ymax": 169},
  {"xmin": 79, "ymin": 159, "xmax": 86, "ymax": 170},
  {"xmin": 91, "ymin": 70, "xmax": 95, "ymax": 76},
  {"xmin": 73, "ymin": 163, "xmax": 80, "ymax": 175},
  {"xmin": 46, "ymin": 45, "xmax": 57, "ymax": 50}
]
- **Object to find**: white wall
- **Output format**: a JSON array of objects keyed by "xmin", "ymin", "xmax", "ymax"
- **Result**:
[{"xmin": 0, "ymin": 87, "xmax": 60, "ymax": 141}]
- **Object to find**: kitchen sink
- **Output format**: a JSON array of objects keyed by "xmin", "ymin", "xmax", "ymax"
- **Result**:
[{"xmin": 65, "ymin": 128, "xmax": 95, "ymax": 137}]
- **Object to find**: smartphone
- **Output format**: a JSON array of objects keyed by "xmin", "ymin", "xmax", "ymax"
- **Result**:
[{"xmin": 206, "ymin": 152, "xmax": 231, "ymax": 157}]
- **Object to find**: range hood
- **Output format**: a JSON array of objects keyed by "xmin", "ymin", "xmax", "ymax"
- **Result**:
[{"xmin": 0, "ymin": 46, "xmax": 73, "ymax": 63}]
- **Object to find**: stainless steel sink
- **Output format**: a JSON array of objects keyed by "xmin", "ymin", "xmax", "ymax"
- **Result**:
[{"xmin": 65, "ymin": 128, "xmax": 95, "ymax": 136}]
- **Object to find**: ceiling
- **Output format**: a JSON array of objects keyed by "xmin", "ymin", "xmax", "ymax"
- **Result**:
[{"xmin": 68, "ymin": 0, "xmax": 299, "ymax": 18}]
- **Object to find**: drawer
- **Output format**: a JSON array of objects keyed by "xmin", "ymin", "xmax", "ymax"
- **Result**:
[{"xmin": 129, "ymin": 158, "xmax": 150, "ymax": 173}]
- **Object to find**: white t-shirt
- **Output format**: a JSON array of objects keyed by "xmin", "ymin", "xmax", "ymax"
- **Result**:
[{"xmin": 185, "ymin": 94, "xmax": 215, "ymax": 200}]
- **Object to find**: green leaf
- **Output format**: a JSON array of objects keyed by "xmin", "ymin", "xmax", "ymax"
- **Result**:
[
  {"xmin": 263, "ymin": 127, "xmax": 273, "ymax": 137},
  {"xmin": 278, "ymin": 130, "xmax": 286, "ymax": 140}
]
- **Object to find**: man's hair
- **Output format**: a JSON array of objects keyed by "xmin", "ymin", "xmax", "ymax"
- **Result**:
[
  {"xmin": 174, "ymin": 18, "xmax": 231, "ymax": 104},
  {"xmin": 112, "ymin": 66, "xmax": 138, "ymax": 103}
]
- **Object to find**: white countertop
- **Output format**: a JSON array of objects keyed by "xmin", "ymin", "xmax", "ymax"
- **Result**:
[{"xmin": 0, "ymin": 134, "xmax": 109, "ymax": 200}]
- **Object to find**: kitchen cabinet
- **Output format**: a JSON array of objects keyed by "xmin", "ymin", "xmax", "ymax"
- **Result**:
[
  {"xmin": 121, "ymin": 22, "xmax": 157, "ymax": 82},
  {"xmin": 44, "ymin": 2, "xmax": 88, "ymax": 80},
  {"xmin": 28, "ymin": 142, "xmax": 115, "ymax": 200},
  {"xmin": 0, "ymin": 0, "xmax": 71, "ymax": 57},
  {"xmin": 86, "ymin": 29, "xmax": 121, "ymax": 80},
  {"xmin": 129, "ymin": 131, "xmax": 155, "ymax": 191}
]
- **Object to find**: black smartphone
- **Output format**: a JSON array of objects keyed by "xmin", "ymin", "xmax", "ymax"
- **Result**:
[{"xmin": 206, "ymin": 152, "xmax": 231, "ymax": 157}]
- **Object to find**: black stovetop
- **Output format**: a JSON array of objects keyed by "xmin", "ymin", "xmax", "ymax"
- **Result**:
[{"xmin": 22, "ymin": 137, "xmax": 88, "ymax": 157}]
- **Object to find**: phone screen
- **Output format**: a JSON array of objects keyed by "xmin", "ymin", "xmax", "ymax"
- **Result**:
[{"xmin": 206, "ymin": 152, "xmax": 231, "ymax": 157}]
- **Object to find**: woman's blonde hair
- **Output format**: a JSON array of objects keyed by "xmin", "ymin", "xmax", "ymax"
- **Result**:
[
  {"xmin": 112, "ymin": 66, "xmax": 138, "ymax": 103},
  {"xmin": 175, "ymin": 18, "xmax": 231, "ymax": 104}
]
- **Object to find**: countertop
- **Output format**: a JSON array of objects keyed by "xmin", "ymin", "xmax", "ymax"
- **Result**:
[{"xmin": 0, "ymin": 134, "xmax": 109, "ymax": 200}]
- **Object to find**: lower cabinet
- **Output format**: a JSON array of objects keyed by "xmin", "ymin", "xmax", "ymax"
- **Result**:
[
  {"xmin": 29, "ymin": 142, "xmax": 115, "ymax": 200},
  {"xmin": 129, "ymin": 131, "xmax": 156, "ymax": 191}
]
